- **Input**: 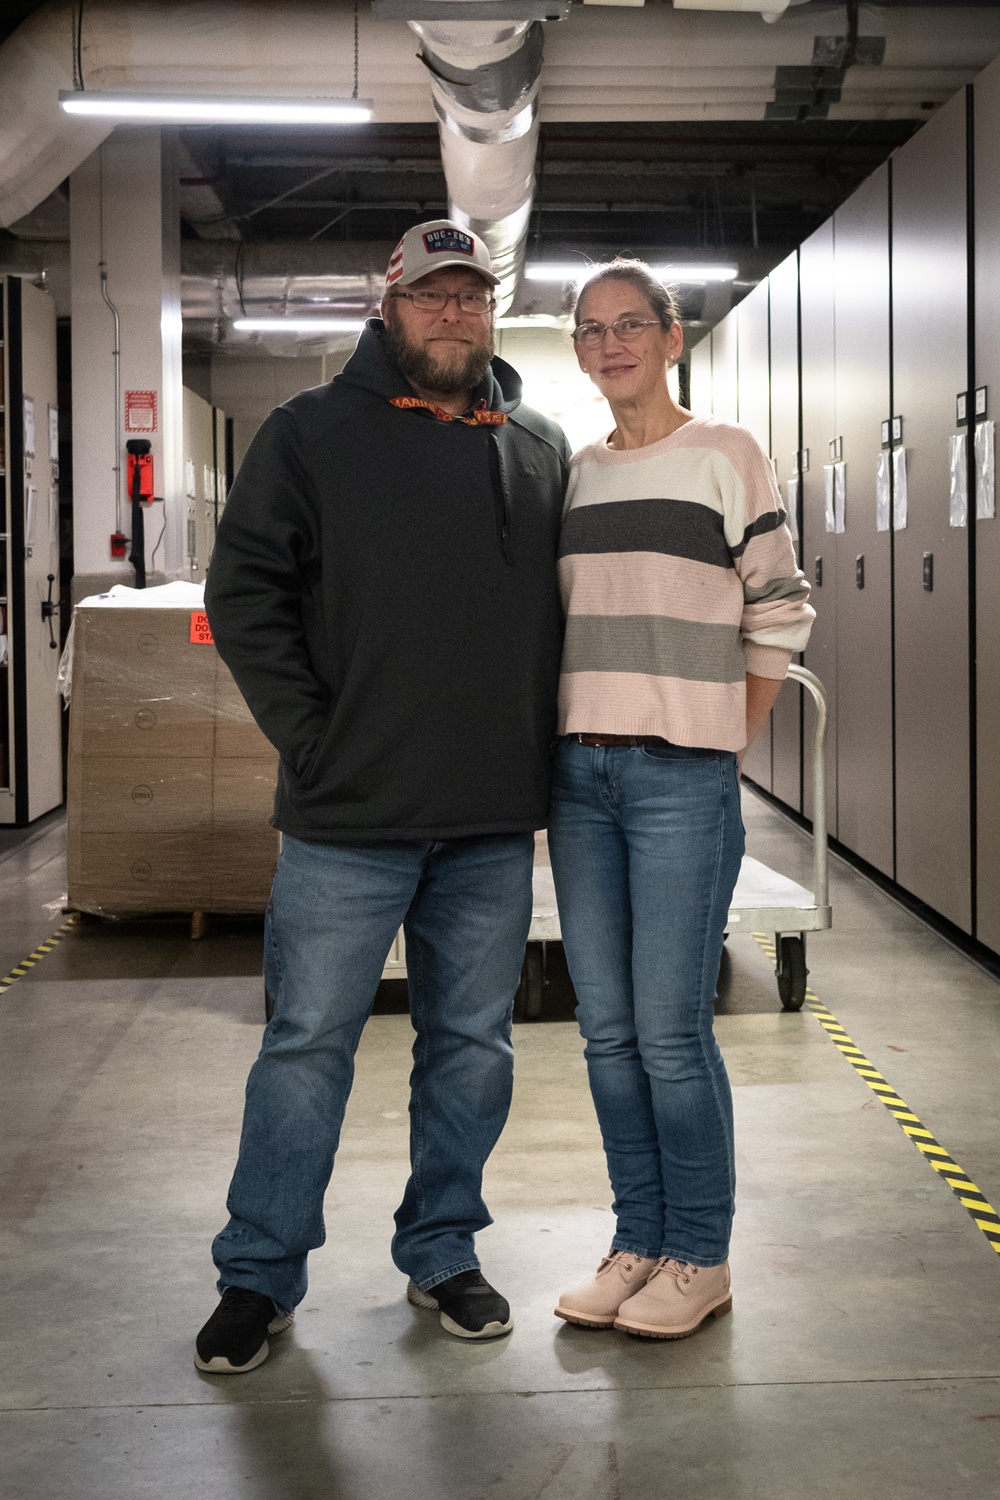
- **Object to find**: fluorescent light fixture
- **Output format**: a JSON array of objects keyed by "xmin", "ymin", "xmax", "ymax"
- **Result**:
[
  {"xmin": 233, "ymin": 318, "xmax": 367, "ymax": 333},
  {"xmin": 526, "ymin": 262, "xmax": 738, "ymax": 285},
  {"xmin": 654, "ymin": 264, "xmax": 738, "ymax": 283},
  {"xmin": 59, "ymin": 91, "xmax": 372, "ymax": 124},
  {"xmin": 525, "ymin": 264, "xmax": 597, "ymax": 283},
  {"xmin": 496, "ymin": 314, "xmax": 569, "ymax": 329}
]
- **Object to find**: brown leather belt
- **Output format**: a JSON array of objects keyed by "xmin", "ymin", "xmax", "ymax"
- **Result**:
[{"xmin": 572, "ymin": 733, "xmax": 666, "ymax": 747}]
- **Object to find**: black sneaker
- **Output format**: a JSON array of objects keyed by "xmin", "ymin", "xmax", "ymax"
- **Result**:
[
  {"xmin": 406, "ymin": 1271, "xmax": 513, "ymax": 1340},
  {"xmin": 194, "ymin": 1287, "xmax": 294, "ymax": 1374}
]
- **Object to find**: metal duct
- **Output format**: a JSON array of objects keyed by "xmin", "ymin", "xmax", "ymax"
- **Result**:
[
  {"xmin": 408, "ymin": 15, "xmax": 544, "ymax": 311},
  {"xmin": 0, "ymin": 234, "xmax": 750, "ymax": 341},
  {"xmin": 4, "ymin": 2, "xmax": 1000, "ymax": 238},
  {"xmin": 181, "ymin": 238, "xmax": 394, "ymax": 338}
]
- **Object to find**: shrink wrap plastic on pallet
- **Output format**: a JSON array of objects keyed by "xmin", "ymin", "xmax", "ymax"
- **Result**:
[{"xmin": 65, "ymin": 583, "xmax": 278, "ymax": 916}]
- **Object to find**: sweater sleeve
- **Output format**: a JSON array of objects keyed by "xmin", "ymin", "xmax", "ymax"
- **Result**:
[
  {"xmin": 726, "ymin": 431, "xmax": 815, "ymax": 681},
  {"xmin": 205, "ymin": 407, "xmax": 330, "ymax": 775}
]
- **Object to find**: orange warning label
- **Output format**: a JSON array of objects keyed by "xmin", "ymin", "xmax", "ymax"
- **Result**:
[{"xmin": 189, "ymin": 611, "xmax": 214, "ymax": 644}]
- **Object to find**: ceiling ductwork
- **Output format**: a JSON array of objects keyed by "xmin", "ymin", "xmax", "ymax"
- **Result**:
[
  {"xmin": 407, "ymin": 12, "xmax": 545, "ymax": 312},
  {"xmin": 3, "ymin": 1, "xmax": 1000, "ymax": 318},
  {"xmin": 0, "ymin": 230, "xmax": 759, "ymax": 347},
  {"xmin": 4, "ymin": 6, "xmax": 1000, "ymax": 221}
]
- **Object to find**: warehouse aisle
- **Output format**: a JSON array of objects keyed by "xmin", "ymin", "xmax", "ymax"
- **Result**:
[{"xmin": 2, "ymin": 790, "xmax": 1000, "ymax": 1500}]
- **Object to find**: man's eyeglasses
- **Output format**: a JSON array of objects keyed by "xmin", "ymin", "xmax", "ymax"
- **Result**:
[
  {"xmin": 391, "ymin": 289, "xmax": 495, "ymax": 314},
  {"xmin": 572, "ymin": 317, "xmax": 663, "ymax": 348}
]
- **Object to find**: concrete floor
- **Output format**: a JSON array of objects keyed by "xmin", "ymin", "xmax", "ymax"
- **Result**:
[{"xmin": 2, "ymin": 791, "xmax": 1000, "ymax": 1499}]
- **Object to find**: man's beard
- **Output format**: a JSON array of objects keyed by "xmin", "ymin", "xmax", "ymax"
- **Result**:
[{"xmin": 384, "ymin": 319, "xmax": 494, "ymax": 399}]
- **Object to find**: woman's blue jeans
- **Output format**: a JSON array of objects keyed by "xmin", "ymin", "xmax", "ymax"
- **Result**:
[
  {"xmin": 548, "ymin": 739, "xmax": 744, "ymax": 1267},
  {"xmin": 211, "ymin": 831, "xmax": 534, "ymax": 1314}
]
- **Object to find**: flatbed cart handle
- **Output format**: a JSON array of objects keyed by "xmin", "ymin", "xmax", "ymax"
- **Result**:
[{"xmin": 786, "ymin": 664, "xmax": 828, "ymax": 911}]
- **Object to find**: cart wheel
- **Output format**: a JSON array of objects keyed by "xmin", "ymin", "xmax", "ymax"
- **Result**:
[
  {"xmin": 264, "ymin": 986, "xmax": 275, "ymax": 1023},
  {"xmin": 514, "ymin": 942, "xmax": 546, "ymax": 1022},
  {"xmin": 776, "ymin": 935, "xmax": 808, "ymax": 1012}
]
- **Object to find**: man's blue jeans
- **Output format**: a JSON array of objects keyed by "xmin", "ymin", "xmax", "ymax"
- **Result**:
[
  {"xmin": 548, "ymin": 739, "xmax": 744, "ymax": 1268},
  {"xmin": 211, "ymin": 832, "xmax": 535, "ymax": 1314}
]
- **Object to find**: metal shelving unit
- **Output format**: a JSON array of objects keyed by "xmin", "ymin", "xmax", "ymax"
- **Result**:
[{"xmin": 0, "ymin": 276, "xmax": 63, "ymax": 825}]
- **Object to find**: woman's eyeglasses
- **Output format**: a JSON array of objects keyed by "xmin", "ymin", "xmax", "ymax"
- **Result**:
[
  {"xmin": 391, "ymin": 289, "xmax": 495, "ymax": 314},
  {"xmin": 572, "ymin": 317, "xmax": 663, "ymax": 347}
]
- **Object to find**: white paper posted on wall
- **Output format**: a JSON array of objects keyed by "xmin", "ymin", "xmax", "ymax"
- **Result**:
[
  {"xmin": 876, "ymin": 450, "xmax": 891, "ymax": 532},
  {"xmin": 976, "ymin": 419, "xmax": 996, "ymax": 520},
  {"xmin": 822, "ymin": 462, "xmax": 845, "ymax": 534},
  {"xmin": 785, "ymin": 479, "xmax": 799, "ymax": 541},
  {"xmin": 949, "ymin": 432, "xmax": 968, "ymax": 528},
  {"xmin": 892, "ymin": 447, "xmax": 908, "ymax": 530}
]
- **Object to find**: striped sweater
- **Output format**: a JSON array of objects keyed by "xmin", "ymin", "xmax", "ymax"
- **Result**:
[{"xmin": 558, "ymin": 415, "xmax": 814, "ymax": 752}]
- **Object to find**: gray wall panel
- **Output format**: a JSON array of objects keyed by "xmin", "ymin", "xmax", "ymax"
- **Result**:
[
  {"xmin": 834, "ymin": 165, "xmax": 895, "ymax": 879},
  {"xmin": 736, "ymin": 281, "xmax": 773, "ymax": 790},
  {"xmin": 768, "ymin": 249, "xmax": 803, "ymax": 813},
  {"xmin": 689, "ymin": 334, "xmax": 712, "ymax": 418},
  {"xmin": 974, "ymin": 56, "xmax": 1000, "ymax": 950},
  {"xmin": 799, "ymin": 220, "xmax": 838, "ymax": 835},
  {"xmin": 736, "ymin": 281, "xmax": 771, "ymax": 453},
  {"xmin": 711, "ymin": 313, "xmax": 739, "ymax": 425},
  {"xmin": 892, "ymin": 89, "xmax": 972, "ymax": 933}
]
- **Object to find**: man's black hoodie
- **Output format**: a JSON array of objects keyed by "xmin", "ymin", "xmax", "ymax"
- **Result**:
[{"xmin": 205, "ymin": 320, "xmax": 571, "ymax": 842}]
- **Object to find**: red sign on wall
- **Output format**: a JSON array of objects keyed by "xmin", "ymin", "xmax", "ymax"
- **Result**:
[{"xmin": 125, "ymin": 389, "xmax": 158, "ymax": 433}]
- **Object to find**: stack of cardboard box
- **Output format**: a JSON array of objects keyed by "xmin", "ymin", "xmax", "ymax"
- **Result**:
[{"xmin": 67, "ymin": 603, "xmax": 278, "ymax": 914}]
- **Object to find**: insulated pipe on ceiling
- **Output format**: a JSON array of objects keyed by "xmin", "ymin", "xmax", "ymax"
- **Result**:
[
  {"xmin": 0, "ymin": 234, "xmax": 397, "ymax": 323},
  {"xmin": 407, "ymin": 14, "xmax": 544, "ymax": 312},
  {"xmin": 4, "ymin": 2, "xmax": 1000, "ymax": 229}
]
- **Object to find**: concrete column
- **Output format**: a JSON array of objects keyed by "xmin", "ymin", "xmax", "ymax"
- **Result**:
[{"xmin": 69, "ymin": 128, "xmax": 184, "ymax": 595}]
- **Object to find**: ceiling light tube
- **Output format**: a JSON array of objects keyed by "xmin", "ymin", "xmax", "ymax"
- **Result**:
[
  {"xmin": 233, "ymin": 318, "xmax": 368, "ymax": 332},
  {"xmin": 654, "ymin": 264, "xmax": 738, "ymax": 283},
  {"xmin": 524, "ymin": 265, "xmax": 597, "ymax": 283},
  {"xmin": 59, "ymin": 91, "xmax": 373, "ymax": 125},
  {"xmin": 496, "ymin": 315, "xmax": 569, "ymax": 329},
  {"xmin": 526, "ymin": 263, "xmax": 738, "ymax": 285}
]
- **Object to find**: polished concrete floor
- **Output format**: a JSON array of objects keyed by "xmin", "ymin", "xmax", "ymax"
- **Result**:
[{"xmin": 2, "ymin": 792, "xmax": 1000, "ymax": 1498}]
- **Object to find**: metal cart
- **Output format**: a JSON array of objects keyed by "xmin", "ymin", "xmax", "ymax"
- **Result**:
[
  {"xmin": 725, "ymin": 664, "xmax": 831, "ymax": 1010},
  {"xmin": 264, "ymin": 666, "xmax": 830, "ymax": 1021}
]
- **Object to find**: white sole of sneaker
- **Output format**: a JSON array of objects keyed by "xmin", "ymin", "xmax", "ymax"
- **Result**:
[
  {"xmin": 614, "ymin": 1295, "xmax": 732, "ymax": 1340},
  {"xmin": 193, "ymin": 1311, "xmax": 294, "ymax": 1375},
  {"xmin": 406, "ymin": 1280, "xmax": 514, "ymax": 1340},
  {"xmin": 439, "ymin": 1311, "xmax": 513, "ymax": 1340},
  {"xmin": 406, "ymin": 1281, "xmax": 440, "ymax": 1311}
]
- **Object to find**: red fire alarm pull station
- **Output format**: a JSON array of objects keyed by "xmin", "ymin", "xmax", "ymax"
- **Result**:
[
  {"xmin": 126, "ymin": 447, "xmax": 155, "ymax": 504},
  {"xmin": 110, "ymin": 531, "xmax": 128, "ymax": 559}
]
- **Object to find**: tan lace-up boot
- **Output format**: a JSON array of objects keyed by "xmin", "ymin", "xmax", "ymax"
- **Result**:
[
  {"xmin": 554, "ymin": 1250, "xmax": 658, "ymax": 1329},
  {"xmin": 614, "ymin": 1257, "xmax": 731, "ymax": 1339}
]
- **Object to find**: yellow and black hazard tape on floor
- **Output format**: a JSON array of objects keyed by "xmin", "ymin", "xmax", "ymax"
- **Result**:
[
  {"xmin": 0, "ymin": 916, "xmax": 77, "ymax": 995},
  {"xmin": 752, "ymin": 931, "xmax": 1000, "ymax": 1257}
]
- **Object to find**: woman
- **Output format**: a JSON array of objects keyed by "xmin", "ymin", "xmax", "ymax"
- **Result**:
[{"xmin": 550, "ymin": 260, "xmax": 813, "ymax": 1339}]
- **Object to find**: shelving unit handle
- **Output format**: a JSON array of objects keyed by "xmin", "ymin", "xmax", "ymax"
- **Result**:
[{"xmin": 786, "ymin": 663, "xmax": 829, "ymax": 911}]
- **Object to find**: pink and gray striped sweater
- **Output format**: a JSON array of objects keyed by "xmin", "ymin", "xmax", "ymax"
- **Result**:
[{"xmin": 557, "ymin": 415, "xmax": 815, "ymax": 752}]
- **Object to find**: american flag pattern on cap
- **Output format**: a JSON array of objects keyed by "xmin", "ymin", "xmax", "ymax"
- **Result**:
[{"xmin": 385, "ymin": 235, "xmax": 406, "ymax": 287}]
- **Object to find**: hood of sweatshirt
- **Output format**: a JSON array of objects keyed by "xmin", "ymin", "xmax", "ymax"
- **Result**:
[{"xmin": 335, "ymin": 318, "xmax": 524, "ymax": 416}]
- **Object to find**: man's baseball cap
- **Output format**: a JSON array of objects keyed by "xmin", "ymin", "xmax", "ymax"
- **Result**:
[{"xmin": 385, "ymin": 219, "xmax": 500, "ymax": 291}]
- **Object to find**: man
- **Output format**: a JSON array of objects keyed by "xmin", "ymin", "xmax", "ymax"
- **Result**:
[{"xmin": 195, "ymin": 221, "xmax": 570, "ymax": 1374}]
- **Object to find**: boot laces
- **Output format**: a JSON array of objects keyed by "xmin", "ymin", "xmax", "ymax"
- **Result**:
[
  {"xmin": 597, "ymin": 1250, "xmax": 638, "ymax": 1277},
  {"xmin": 648, "ymin": 1257, "xmax": 695, "ymax": 1288}
]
